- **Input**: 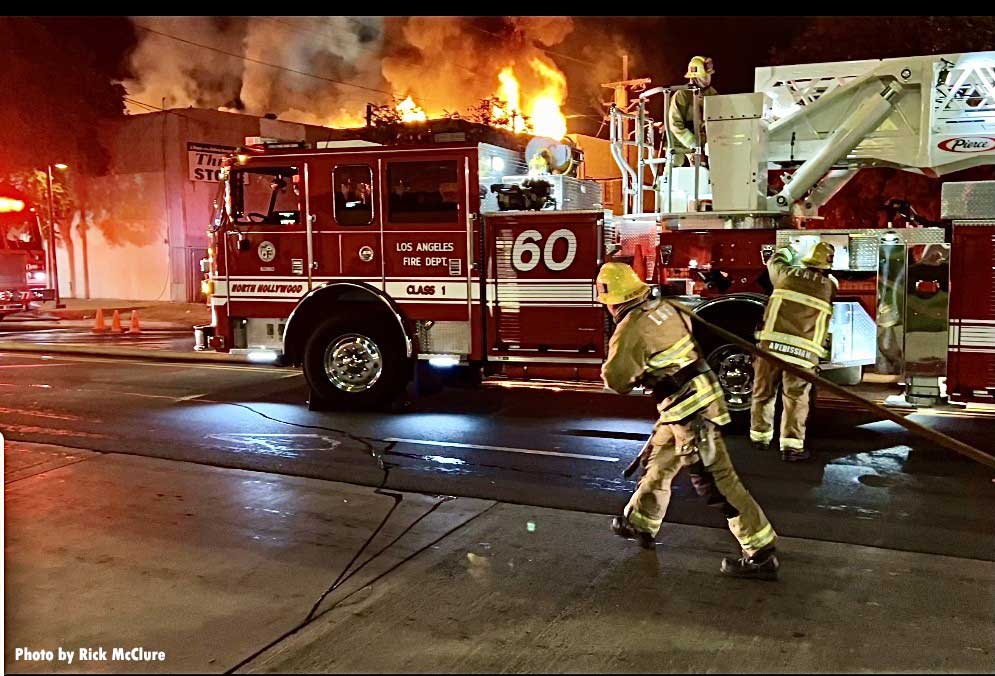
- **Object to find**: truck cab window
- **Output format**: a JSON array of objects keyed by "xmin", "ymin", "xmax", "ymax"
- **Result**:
[
  {"xmin": 231, "ymin": 167, "xmax": 301, "ymax": 226},
  {"xmin": 1, "ymin": 218, "xmax": 42, "ymax": 251},
  {"xmin": 332, "ymin": 165, "xmax": 374, "ymax": 226},
  {"xmin": 387, "ymin": 161, "xmax": 459, "ymax": 223}
]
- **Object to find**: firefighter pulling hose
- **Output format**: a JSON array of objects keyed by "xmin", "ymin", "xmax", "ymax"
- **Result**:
[
  {"xmin": 600, "ymin": 259, "xmax": 993, "ymax": 584},
  {"xmin": 598, "ymin": 262, "xmax": 780, "ymax": 580}
]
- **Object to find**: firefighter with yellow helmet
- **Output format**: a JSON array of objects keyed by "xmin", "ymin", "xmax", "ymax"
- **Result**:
[
  {"xmin": 597, "ymin": 262, "xmax": 779, "ymax": 580},
  {"xmin": 668, "ymin": 56, "xmax": 717, "ymax": 167},
  {"xmin": 750, "ymin": 241, "xmax": 839, "ymax": 461}
]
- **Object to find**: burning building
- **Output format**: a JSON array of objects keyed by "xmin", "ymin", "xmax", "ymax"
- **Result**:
[{"xmin": 60, "ymin": 109, "xmax": 339, "ymax": 301}]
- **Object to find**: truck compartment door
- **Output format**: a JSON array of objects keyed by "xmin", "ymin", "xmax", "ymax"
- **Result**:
[{"xmin": 484, "ymin": 211, "xmax": 605, "ymax": 359}]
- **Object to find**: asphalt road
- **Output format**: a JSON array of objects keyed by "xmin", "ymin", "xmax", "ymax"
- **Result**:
[{"xmin": 1, "ymin": 350, "xmax": 993, "ymax": 561}]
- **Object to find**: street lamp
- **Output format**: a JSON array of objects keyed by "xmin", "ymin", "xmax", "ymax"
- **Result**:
[{"xmin": 46, "ymin": 163, "xmax": 68, "ymax": 307}]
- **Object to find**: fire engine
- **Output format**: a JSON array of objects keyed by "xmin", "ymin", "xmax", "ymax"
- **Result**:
[
  {"xmin": 0, "ymin": 185, "xmax": 55, "ymax": 318},
  {"xmin": 195, "ymin": 50, "xmax": 995, "ymax": 414}
]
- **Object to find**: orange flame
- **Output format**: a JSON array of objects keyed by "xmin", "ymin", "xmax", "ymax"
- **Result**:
[
  {"xmin": 489, "ymin": 63, "xmax": 567, "ymax": 139},
  {"xmin": 526, "ymin": 58, "xmax": 568, "ymax": 140},
  {"xmin": 396, "ymin": 96, "xmax": 427, "ymax": 123},
  {"xmin": 493, "ymin": 67, "xmax": 528, "ymax": 134},
  {"xmin": 320, "ymin": 66, "xmax": 568, "ymax": 138}
]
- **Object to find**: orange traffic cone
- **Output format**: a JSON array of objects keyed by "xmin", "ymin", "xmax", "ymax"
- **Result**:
[
  {"xmin": 110, "ymin": 310, "xmax": 123, "ymax": 333},
  {"xmin": 128, "ymin": 310, "xmax": 141, "ymax": 334},
  {"xmin": 632, "ymin": 243, "xmax": 648, "ymax": 281},
  {"xmin": 92, "ymin": 308, "xmax": 107, "ymax": 333}
]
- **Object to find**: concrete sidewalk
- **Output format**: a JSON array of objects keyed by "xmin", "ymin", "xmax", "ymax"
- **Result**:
[{"xmin": 4, "ymin": 440, "xmax": 994, "ymax": 674}]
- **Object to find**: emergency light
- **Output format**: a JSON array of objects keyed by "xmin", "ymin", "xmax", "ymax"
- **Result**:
[{"xmin": 0, "ymin": 197, "xmax": 26, "ymax": 213}]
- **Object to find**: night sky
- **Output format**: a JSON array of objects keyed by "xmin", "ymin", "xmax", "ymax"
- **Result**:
[{"xmin": 5, "ymin": 16, "xmax": 993, "ymax": 154}]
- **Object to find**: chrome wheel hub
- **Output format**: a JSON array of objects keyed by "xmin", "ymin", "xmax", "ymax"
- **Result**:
[
  {"xmin": 711, "ymin": 348, "xmax": 754, "ymax": 411},
  {"xmin": 324, "ymin": 334, "xmax": 383, "ymax": 393}
]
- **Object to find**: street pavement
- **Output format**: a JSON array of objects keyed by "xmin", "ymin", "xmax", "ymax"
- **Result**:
[
  {"xmin": 2, "ymin": 349, "xmax": 994, "ymax": 672},
  {"xmin": 5, "ymin": 440, "xmax": 993, "ymax": 673}
]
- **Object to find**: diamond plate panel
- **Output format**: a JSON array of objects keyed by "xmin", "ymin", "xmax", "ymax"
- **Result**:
[
  {"xmin": 941, "ymin": 181, "xmax": 995, "ymax": 221},
  {"xmin": 416, "ymin": 320, "xmax": 472, "ymax": 354}
]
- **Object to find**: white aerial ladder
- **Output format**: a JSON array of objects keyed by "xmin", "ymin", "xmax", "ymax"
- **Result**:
[
  {"xmin": 606, "ymin": 51, "xmax": 995, "ymax": 408},
  {"xmin": 609, "ymin": 51, "xmax": 995, "ymax": 223}
]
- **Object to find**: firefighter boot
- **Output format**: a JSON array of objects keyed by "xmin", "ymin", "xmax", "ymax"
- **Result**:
[
  {"xmin": 752, "ymin": 441, "xmax": 771, "ymax": 452},
  {"xmin": 611, "ymin": 515, "xmax": 656, "ymax": 549},
  {"xmin": 780, "ymin": 448, "xmax": 811, "ymax": 462},
  {"xmin": 720, "ymin": 544, "xmax": 779, "ymax": 580}
]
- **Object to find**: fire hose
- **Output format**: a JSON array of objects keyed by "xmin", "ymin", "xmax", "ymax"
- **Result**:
[{"xmin": 623, "ymin": 300, "xmax": 995, "ymax": 475}]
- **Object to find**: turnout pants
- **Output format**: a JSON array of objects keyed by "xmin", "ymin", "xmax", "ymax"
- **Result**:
[
  {"xmin": 750, "ymin": 356, "xmax": 813, "ymax": 452},
  {"xmin": 624, "ymin": 415, "xmax": 776, "ymax": 555}
]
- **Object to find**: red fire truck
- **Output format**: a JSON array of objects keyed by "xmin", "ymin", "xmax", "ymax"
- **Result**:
[
  {"xmin": 0, "ymin": 185, "xmax": 54, "ymax": 318},
  {"xmin": 196, "ymin": 51, "xmax": 995, "ymax": 413},
  {"xmin": 195, "ymin": 137, "xmax": 608, "ymax": 407}
]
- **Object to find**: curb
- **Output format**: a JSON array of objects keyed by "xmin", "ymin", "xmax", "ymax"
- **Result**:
[
  {"xmin": 0, "ymin": 323, "xmax": 193, "ymax": 332},
  {"xmin": 0, "ymin": 341, "xmax": 257, "ymax": 364}
]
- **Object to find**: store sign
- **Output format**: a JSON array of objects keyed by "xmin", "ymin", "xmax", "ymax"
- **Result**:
[{"xmin": 188, "ymin": 142, "xmax": 234, "ymax": 182}]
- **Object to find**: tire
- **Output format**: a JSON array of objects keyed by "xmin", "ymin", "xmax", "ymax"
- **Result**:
[
  {"xmin": 303, "ymin": 316, "xmax": 411, "ymax": 410},
  {"xmin": 692, "ymin": 294, "xmax": 767, "ymax": 426}
]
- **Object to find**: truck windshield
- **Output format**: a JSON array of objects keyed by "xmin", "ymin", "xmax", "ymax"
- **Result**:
[
  {"xmin": 231, "ymin": 167, "xmax": 301, "ymax": 226},
  {"xmin": 211, "ymin": 178, "xmax": 229, "ymax": 229},
  {"xmin": 0, "ymin": 218, "xmax": 43, "ymax": 251}
]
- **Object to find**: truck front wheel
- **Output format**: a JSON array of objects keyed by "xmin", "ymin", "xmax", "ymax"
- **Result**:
[{"xmin": 303, "ymin": 317, "xmax": 410, "ymax": 409}]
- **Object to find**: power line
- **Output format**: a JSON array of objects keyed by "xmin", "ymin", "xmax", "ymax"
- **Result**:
[
  {"xmin": 258, "ymin": 16, "xmax": 482, "ymax": 80},
  {"xmin": 132, "ymin": 23, "xmax": 396, "ymax": 99},
  {"xmin": 133, "ymin": 22, "xmax": 482, "ymax": 111},
  {"xmin": 124, "ymin": 97, "xmax": 161, "ymax": 111},
  {"xmin": 462, "ymin": 23, "xmax": 599, "ymax": 68},
  {"xmin": 130, "ymin": 22, "xmax": 597, "ymax": 122}
]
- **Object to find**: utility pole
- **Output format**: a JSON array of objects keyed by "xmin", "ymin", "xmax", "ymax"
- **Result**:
[{"xmin": 45, "ymin": 164, "xmax": 65, "ymax": 307}]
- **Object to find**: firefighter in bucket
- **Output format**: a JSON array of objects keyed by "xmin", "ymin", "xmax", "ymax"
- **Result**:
[{"xmin": 597, "ymin": 262, "xmax": 780, "ymax": 579}]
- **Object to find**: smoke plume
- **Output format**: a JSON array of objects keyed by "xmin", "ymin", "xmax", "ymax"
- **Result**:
[{"xmin": 123, "ymin": 16, "xmax": 587, "ymax": 128}]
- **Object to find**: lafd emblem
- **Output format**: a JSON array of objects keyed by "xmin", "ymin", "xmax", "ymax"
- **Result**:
[{"xmin": 258, "ymin": 241, "xmax": 276, "ymax": 263}]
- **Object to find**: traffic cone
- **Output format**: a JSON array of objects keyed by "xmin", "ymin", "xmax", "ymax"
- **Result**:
[
  {"xmin": 92, "ymin": 308, "xmax": 106, "ymax": 333},
  {"xmin": 632, "ymin": 243, "xmax": 648, "ymax": 281},
  {"xmin": 110, "ymin": 310, "xmax": 123, "ymax": 333},
  {"xmin": 128, "ymin": 310, "xmax": 141, "ymax": 334}
]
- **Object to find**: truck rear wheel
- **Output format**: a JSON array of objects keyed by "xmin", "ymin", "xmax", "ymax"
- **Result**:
[
  {"xmin": 691, "ymin": 293, "xmax": 768, "ymax": 430},
  {"xmin": 303, "ymin": 316, "xmax": 410, "ymax": 409},
  {"xmin": 706, "ymin": 344, "xmax": 754, "ymax": 413}
]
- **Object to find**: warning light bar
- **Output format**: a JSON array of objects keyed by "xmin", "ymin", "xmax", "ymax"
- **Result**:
[{"xmin": 0, "ymin": 197, "xmax": 26, "ymax": 213}]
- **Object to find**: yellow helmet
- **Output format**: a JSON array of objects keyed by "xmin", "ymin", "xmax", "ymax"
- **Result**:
[
  {"xmin": 685, "ymin": 56, "xmax": 715, "ymax": 80},
  {"xmin": 801, "ymin": 241, "xmax": 835, "ymax": 269},
  {"xmin": 596, "ymin": 262, "xmax": 649, "ymax": 305}
]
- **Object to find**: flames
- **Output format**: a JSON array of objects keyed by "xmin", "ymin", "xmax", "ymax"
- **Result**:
[
  {"xmin": 387, "ymin": 62, "xmax": 568, "ymax": 138},
  {"xmin": 396, "ymin": 96, "xmax": 427, "ymax": 123},
  {"xmin": 526, "ymin": 58, "xmax": 568, "ymax": 139},
  {"xmin": 493, "ymin": 67, "xmax": 528, "ymax": 134}
]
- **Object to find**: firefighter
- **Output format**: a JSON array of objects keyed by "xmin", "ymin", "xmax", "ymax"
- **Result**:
[
  {"xmin": 529, "ymin": 148, "xmax": 553, "ymax": 176},
  {"xmin": 598, "ymin": 262, "xmax": 779, "ymax": 580},
  {"xmin": 750, "ymin": 242, "xmax": 838, "ymax": 461},
  {"xmin": 668, "ymin": 56, "xmax": 717, "ymax": 168}
]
